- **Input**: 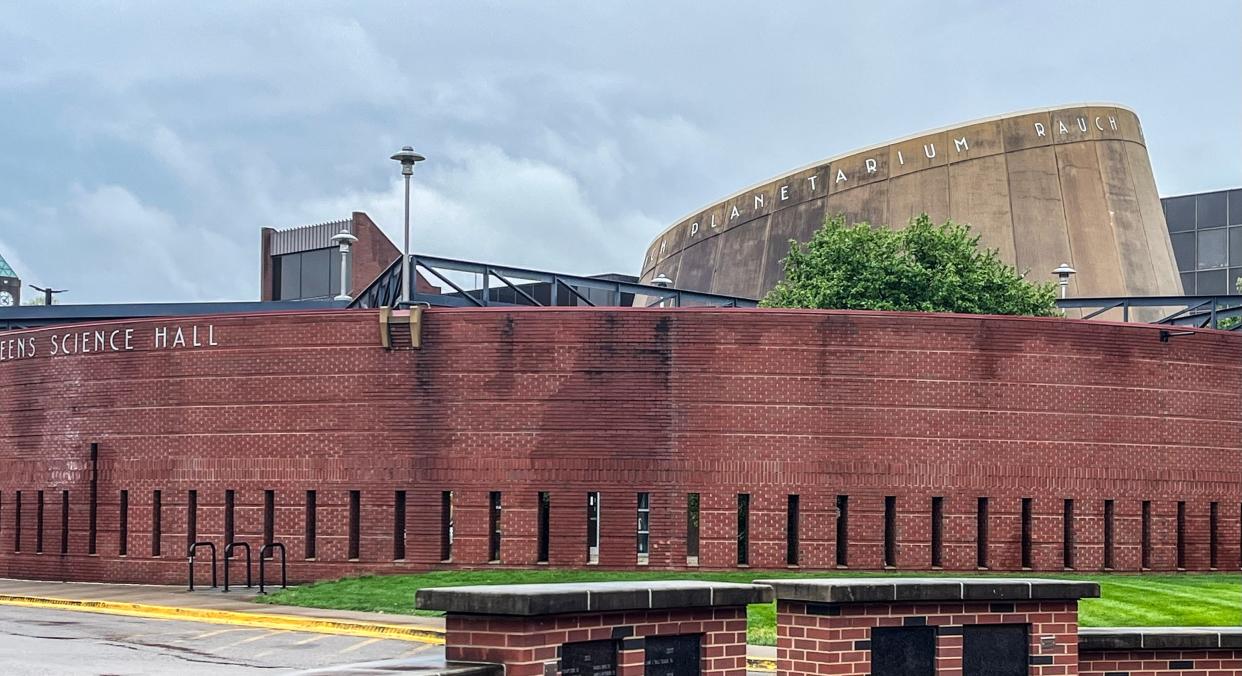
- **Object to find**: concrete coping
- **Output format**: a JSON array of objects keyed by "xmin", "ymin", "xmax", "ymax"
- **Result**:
[
  {"xmin": 753, "ymin": 577, "xmax": 1101, "ymax": 605},
  {"xmin": 415, "ymin": 581, "xmax": 774, "ymax": 616},
  {"xmin": 1079, "ymin": 627, "xmax": 1242, "ymax": 652}
]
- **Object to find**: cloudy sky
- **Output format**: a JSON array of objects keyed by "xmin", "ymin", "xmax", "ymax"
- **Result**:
[{"xmin": 0, "ymin": 2, "xmax": 1238, "ymax": 303}]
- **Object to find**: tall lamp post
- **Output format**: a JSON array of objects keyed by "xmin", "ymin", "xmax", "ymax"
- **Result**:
[
  {"xmin": 390, "ymin": 146, "xmax": 426, "ymax": 305},
  {"xmin": 329, "ymin": 228, "xmax": 358, "ymax": 302},
  {"xmin": 1052, "ymin": 262, "xmax": 1076, "ymax": 299}
]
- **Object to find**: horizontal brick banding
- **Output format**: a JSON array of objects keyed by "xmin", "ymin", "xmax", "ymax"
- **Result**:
[{"xmin": 0, "ymin": 307, "xmax": 1239, "ymax": 584}]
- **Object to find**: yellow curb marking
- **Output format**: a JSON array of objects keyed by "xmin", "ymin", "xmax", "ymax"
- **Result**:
[
  {"xmin": 747, "ymin": 656, "xmax": 776, "ymax": 672},
  {"xmin": 0, "ymin": 594, "xmax": 444, "ymax": 644},
  {"xmin": 340, "ymin": 637, "xmax": 382, "ymax": 654}
]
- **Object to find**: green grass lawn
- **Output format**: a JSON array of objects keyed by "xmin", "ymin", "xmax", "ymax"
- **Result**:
[{"xmin": 256, "ymin": 570, "xmax": 1241, "ymax": 646}]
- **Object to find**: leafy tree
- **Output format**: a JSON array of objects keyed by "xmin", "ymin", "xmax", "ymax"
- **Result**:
[{"xmin": 761, "ymin": 213, "xmax": 1058, "ymax": 316}]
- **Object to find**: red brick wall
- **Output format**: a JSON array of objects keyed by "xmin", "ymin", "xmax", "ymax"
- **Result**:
[
  {"xmin": 776, "ymin": 599, "xmax": 1079, "ymax": 675},
  {"xmin": 0, "ymin": 307, "xmax": 1239, "ymax": 584},
  {"xmin": 446, "ymin": 607, "xmax": 747, "ymax": 676},
  {"xmin": 1080, "ymin": 649, "xmax": 1242, "ymax": 675}
]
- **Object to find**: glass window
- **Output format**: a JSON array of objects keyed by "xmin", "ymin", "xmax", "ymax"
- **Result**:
[
  {"xmin": 636, "ymin": 493, "xmax": 649, "ymax": 562},
  {"xmin": 329, "ymin": 250, "xmax": 343, "ymax": 297},
  {"xmin": 300, "ymin": 249, "xmax": 332, "ymax": 298},
  {"xmin": 1164, "ymin": 196, "xmax": 1196, "ymax": 232},
  {"xmin": 1230, "ymin": 268, "xmax": 1242, "ymax": 295},
  {"xmin": 1197, "ymin": 229, "xmax": 1227, "ymax": 270},
  {"xmin": 1180, "ymin": 272, "xmax": 1195, "ymax": 294},
  {"xmin": 1230, "ymin": 190, "xmax": 1242, "ymax": 226},
  {"xmin": 279, "ymin": 253, "xmax": 301, "ymax": 300},
  {"xmin": 1199, "ymin": 269, "xmax": 1227, "ymax": 295},
  {"xmin": 1197, "ymin": 192, "xmax": 1228, "ymax": 228},
  {"xmin": 1230, "ymin": 228, "xmax": 1242, "ymax": 268},
  {"xmin": 1171, "ymin": 232, "xmax": 1196, "ymax": 272}
]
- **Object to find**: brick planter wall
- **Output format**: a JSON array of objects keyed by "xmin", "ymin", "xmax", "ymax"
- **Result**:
[{"xmin": 1080, "ymin": 650, "xmax": 1242, "ymax": 675}]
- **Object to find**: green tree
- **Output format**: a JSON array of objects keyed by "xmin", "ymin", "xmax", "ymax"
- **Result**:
[{"xmin": 761, "ymin": 213, "xmax": 1058, "ymax": 316}]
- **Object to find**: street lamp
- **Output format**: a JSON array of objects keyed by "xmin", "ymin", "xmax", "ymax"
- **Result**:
[
  {"xmin": 329, "ymin": 228, "xmax": 358, "ymax": 302},
  {"xmin": 650, "ymin": 273, "xmax": 673, "ymax": 308},
  {"xmin": 390, "ymin": 145, "xmax": 426, "ymax": 305},
  {"xmin": 1052, "ymin": 262, "xmax": 1076, "ymax": 299}
]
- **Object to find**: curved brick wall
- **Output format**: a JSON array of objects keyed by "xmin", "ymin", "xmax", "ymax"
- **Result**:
[{"xmin": 0, "ymin": 307, "xmax": 1239, "ymax": 584}]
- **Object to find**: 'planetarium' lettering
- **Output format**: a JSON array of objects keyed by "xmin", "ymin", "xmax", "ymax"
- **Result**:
[{"xmin": 0, "ymin": 324, "xmax": 218, "ymax": 363}]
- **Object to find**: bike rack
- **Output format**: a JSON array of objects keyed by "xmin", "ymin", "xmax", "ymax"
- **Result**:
[
  {"xmin": 222, "ymin": 541, "xmax": 252, "ymax": 592},
  {"xmin": 187, "ymin": 541, "xmax": 217, "ymax": 591},
  {"xmin": 258, "ymin": 542, "xmax": 287, "ymax": 594}
]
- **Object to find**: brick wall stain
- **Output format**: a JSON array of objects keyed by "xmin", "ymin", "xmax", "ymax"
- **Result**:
[{"xmin": 0, "ymin": 307, "xmax": 1239, "ymax": 583}]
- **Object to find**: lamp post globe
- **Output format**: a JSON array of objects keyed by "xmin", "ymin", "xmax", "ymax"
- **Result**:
[
  {"xmin": 1052, "ymin": 262, "xmax": 1077, "ymax": 299},
  {"xmin": 390, "ymin": 146, "xmax": 427, "ymax": 305},
  {"xmin": 329, "ymin": 229, "xmax": 358, "ymax": 302}
]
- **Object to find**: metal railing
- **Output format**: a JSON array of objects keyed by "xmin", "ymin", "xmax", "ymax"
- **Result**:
[
  {"xmin": 187, "ymin": 542, "xmax": 217, "ymax": 591},
  {"xmin": 258, "ymin": 542, "xmax": 287, "ymax": 594},
  {"xmin": 222, "ymin": 542, "xmax": 252, "ymax": 592},
  {"xmin": 1057, "ymin": 295, "xmax": 1242, "ymax": 330},
  {"xmin": 350, "ymin": 254, "xmax": 758, "ymax": 310}
]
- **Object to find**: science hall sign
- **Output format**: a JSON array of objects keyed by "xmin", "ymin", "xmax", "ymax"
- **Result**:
[{"xmin": 0, "ymin": 323, "xmax": 219, "ymax": 362}]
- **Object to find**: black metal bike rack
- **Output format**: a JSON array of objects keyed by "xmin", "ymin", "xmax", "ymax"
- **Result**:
[
  {"xmin": 222, "ymin": 541, "xmax": 252, "ymax": 592},
  {"xmin": 187, "ymin": 541, "xmax": 217, "ymax": 591},
  {"xmin": 258, "ymin": 542, "xmax": 286, "ymax": 594}
]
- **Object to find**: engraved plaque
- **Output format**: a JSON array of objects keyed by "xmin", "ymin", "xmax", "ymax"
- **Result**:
[
  {"xmin": 561, "ymin": 639, "xmax": 618, "ymax": 676},
  {"xmin": 870, "ymin": 626, "xmax": 935, "ymax": 676},
  {"xmin": 963, "ymin": 624, "xmax": 1029, "ymax": 676},
  {"xmin": 643, "ymin": 634, "xmax": 701, "ymax": 676}
]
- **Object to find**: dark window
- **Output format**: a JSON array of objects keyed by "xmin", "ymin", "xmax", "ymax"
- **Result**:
[
  {"xmin": 835, "ymin": 495, "xmax": 849, "ymax": 567},
  {"xmin": 736, "ymin": 493, "xmax": 749, "ymax": 566},
  {"xmin": 393, "ymin": 491, "xmax": 406, "ymax": 560},
  {"xmin": 488, "ymin": 491, "xmax": 502, "ymax": 562},
  {"xmin": 537, "ymin": 492, "xmax": 550, "ymax": 564},
  {"xmin": 883, "ymin": 496, "xmax": 897, "ymax": 568},
  {"xmin": 1171, "ymin": 232, "xmax": 1196, "ymax": 271},
  {"xmin": 786, "ymin": 494, "xmax": 800, "ymax": 566},
  {"xmin": 119, "ymin": 490, "xmax": 128, "ymax": 556},
  {"xmin": 1021, "ymin": 498, "xmax": 1033, "ymax": 569},
  {"xmin": 300, "ymin": 248, "xmax": 332, "ymax": 298},
  {"xmin": 1229, "ymin": 228, "xmax": 1242, "ymax": 269},
  {"xmin": 930, "ymin": 497, "xmax": 943, "ymax": 568},
  {"xmin": 686, "ymin": 493, "xmax": 700, "ymax": 563},
  {"xmin": 224, "ymin": 490, "xmax": 235, "ymax": 545},
  {"xmin": 1230, "ymin": 189, "xmax": 1242, "ymax": 226},
  {"xmin": 586, "ymin": 492, "xmax": 600, "ymax": 564},
  {"xmin": 1104, "ymin": 499, "xmax": 1115, "ymax": 569},
  {"xmin": 151, "ymin": 490, "xmax": 161, "ymax": 556},
  {"xmin": 278, "ymin": 253, "xmax": 301, "ymax": 301},
  {"xmin": 976, "ymin": 497, "xmax": 988, "ymax": 569},
  {"xmin": 348, "ymin": 490, "xmax": 360, "ymax": 560},
  {"xmin": 1199, "ymin": 269, "xmax": 1228, "ymax": 295},
  {"xmin": 871, "ymin": 626, "xmax": 936, "ymax": 676},
  {"xmin": 1177, "ymin": 501, "xmax": 1187, "ymax": 568},
  {"xmin": 636, "ymin": 492, "xmax": 650, "ymax": 563},
  {"xmin": 1165, "ymin": 196, "xmax": 1197, "ymax": 232},
  {"xmin": 60, "ymin": 490, "xmax": 69, "ymax": 555},
  {"xmin": 1141, "ymin": 500, "xmax": 1152, "ymax": 568},
  {"xmin": 304, "ymin": 490, "xmax": 316, "ymax": 559},
  {"xmin": 1210, "ymin": 502, "xmax": 1219, "ymax": 569},
  {"xmin": 263, "ymin": 490, "xmax": 274, "ymax": 547},
  {"xmin": 186, "ymin": 490, "xmax": 197, "ymax": 549},
  {"xmin": 88, "ymin": 444, "xmax": 98, "ymax": 555},
  {"xmin": 1180, "ymin": 272, "xmax": 1196, "ymax": 294},
  {"xmin": 440, "ymin": 491, "xmax": 452, "ymax": 562},
  {"xmin": 1230, "ymin": 267, "xmax": 1242, "ymax": 296},
  {"xmin": 963, "ymin": 624, "xmax": 1028, "ymax": 676},
  {"xmin": 12, "ymin": 491, "xmax": 20, "ymax": 552},
  {"xmin": 1198, "ymin": 192, "xmax": 1229, "ymax": 228},
  {"xmin": 36, "ymin": 490, "xmax": 43, "ymax": 554},
  {"xmin": 1198, "ymin": 229, "xmax": 1228, "ymax": 270},
  {"xmin": 1063, "ymin": 499, "xmax": 1074, "ymax": 569}
]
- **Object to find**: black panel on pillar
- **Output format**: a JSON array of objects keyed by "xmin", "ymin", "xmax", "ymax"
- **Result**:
[
  {"xmin": 560, "ymin": 639, "xmax": 618, "ymax": 676},
  {"xmin": 870, "ymin": 626, "xmax": 935, "ymax": 676},
  {"xmin": 644, "ymin": 634, "xmax": 701, "ymax": 676},
  {"xmin": 963, "ymin": 624, "xmax": 1029, "ymax": 676}
]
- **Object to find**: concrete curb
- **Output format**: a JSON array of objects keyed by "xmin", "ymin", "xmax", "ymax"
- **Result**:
[{"xmin": 0, "ymin": 593, "xmax": 778, "ymax": 671}]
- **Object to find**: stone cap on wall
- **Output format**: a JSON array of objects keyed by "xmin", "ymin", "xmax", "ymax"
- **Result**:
[
  {"xmin": 755, "ymin": 577, "xmax": 1100, "ymax": 604},
  {"xmin": 416, "ymin": 580, "xmax": 773, "ymax": 616},
  {"xmin": 1079, "ymin": 627, "xmax": 1242, "ymax": 651}
]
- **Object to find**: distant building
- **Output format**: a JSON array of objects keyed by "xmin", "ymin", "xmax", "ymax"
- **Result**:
[
  {"xmin": 0, "ymin": 251, "xmax": 19, "ymax": 307},
  {"xmin": 1162, "ymin": 188, "xmax": 1242, "ymax": 294}
]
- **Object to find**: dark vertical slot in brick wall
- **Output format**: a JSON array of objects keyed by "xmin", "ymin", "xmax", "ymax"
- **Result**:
[
  {"xmin": 151, "ymin": 490, "xmax": 161, "ymax": 557},
  {"xmin": 13, "ymin": 491, "xmax": 21, "ymax": 552},
  {"xmin": 1021, "ymin": 498, "xmax": 1033, "ymax": 569},
  {"xmin": 88, "ymin": 443, "xmax": 98, "ymax": 555},
  {"xmin": 119, "ymin": 490, "xmax": 128, "ymax": 556},
  {"xmin": 786, "ymin": 494, "xmax": 800, "ymax": 566},
  {"xmin": 1210, "ymin": 501, "xmax": 1219, "ymax": 568},
  {"xmin": 1176, "ymin": 501, "xmax": 1187, "ymax": 569},
  {"xmin": 835, "ymin": 495, "xmax": 849, "ymax": 567},
  {"xmin": 224, "ymin": 490, "xmax": 235, "ymax": 545},
  {"xmin": 393, "ymin": 490, "xmax": 407, "ymax": 560},
  {"xmin": 586, "ymin": 491, "xmax": 600, "ymax": 564},
  {"xmin": 930, "ymin": 496, "xmax": 943, "ymax": 568},
  {"xmin": 736, "ymin": 493, "xmax": 749, "ymax": 566},
  {"xmin": 347, "ymin": 490, "xmax": 360, "ymax": 560},
  {"xmin": 304, "ymin": 490, "xmax": 316, "ymax": 560},
  {"xmin": 1141, "ymin": 500, "xmax": 1152, "ymax": 569},
  {"xmin": 439, "ymin": 491, "xmax": 451, "ymax": 562},
  {"xmin": 1063, "ymin": 499, "xmax": 1075, "ymax": 569},
  {"xmin": 263, "ymin": 490, "xmax": 275, "ymax": 547},
  {"xmin": 488, "ymin": 491, "xmax": 502, "ymax": 563},
  {"xmin": 883, "ymin": 496, "xmax": 897, "ymax": 568},
  {"xmin": 60, "ymin": 490, "xmax": 69, "ymax": 555},
  {"xmin": 36, "ymin": 490, "xmax": 44, "ymax": 554},
  {"xmin": 186, "ymin": 490, "xmax": 197, "ymax": 549},
  {"xmin": 976, "ymin": 497, "xmax": 989, "ymax": 569},
  {"xmin": 686, "ymin": 493, "xmax": 700, "ymax": 563},
  {"xmin": 536, "ymin": 492, "xmax": 550, "ymax": 563},
  {"xmin": 636, "ymin": 492, "xmax": 649, "ymax": 563},
  {"xmin": 0, "ymin": 492, "xmax": 3, "ymax": 538},
  {"xmin": 1103, "ymin": 499, "xmax": 1115, "ymax": 569}
]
